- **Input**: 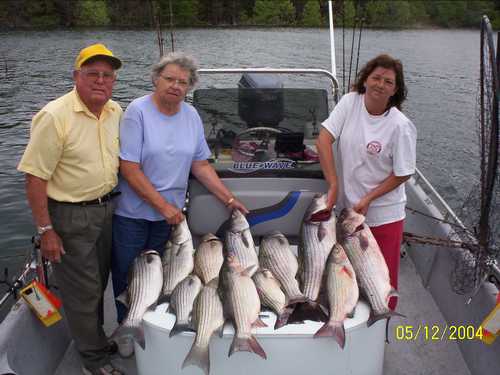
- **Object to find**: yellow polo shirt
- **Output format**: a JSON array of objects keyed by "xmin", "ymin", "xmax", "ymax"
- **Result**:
[{"xmin": 18, "ymin": 89, "xmax": 122, "ymax": 202}]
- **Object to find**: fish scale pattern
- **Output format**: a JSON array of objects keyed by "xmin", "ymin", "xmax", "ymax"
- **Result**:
[
  {"xmin": 192, "ymin": 283, "xmax": 224, "ymax": 348},
  {"xmin": 227, "ymin": 271, "xmax": 260, "ymax": 338},
  {"xmin": 225, "ymin": 230, "xmax": 259, "ymax": 275},
  {"xmin": 253, "ymin": 270, "xmax": 286, "ymax": 315},
  {"xmin": 194, "ymin": 235, "xmax": 224, "ymax": 284},
  {"xmin": 300, "ymin": 219, "xmax": 336, "ymax": 301},
  {"xmin": 342, "ymin": 231, "xmax": 390, "ymax": 315},
  {"xmin": 171, "ymin": 275, "xmax": 202, "ymax": 326},
  {"xmin": 162, "ymin": 239, "xmax": 195, "ymax": 296},
  {"xmin": 326, "ymin": 246, "xmax": 359, "ymax": 321},
  {"xmin": 259, "ymin": 232, "xmax": 304, "ymax": 302},
  {"xmin": 124, "ymin": 252, "xmax": 163, "ymax": 328}
]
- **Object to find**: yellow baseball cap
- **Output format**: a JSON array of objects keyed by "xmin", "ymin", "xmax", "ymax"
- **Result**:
[{"xmin": 74, "ymin": 43, "xmax": 122, "ymax": 70}]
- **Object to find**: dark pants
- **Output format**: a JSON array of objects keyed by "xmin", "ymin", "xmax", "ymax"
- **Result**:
[
  {"xmin": 48, "ymin": 199, "xmax": 114, "ymax": 370},
  {"xmin": 111, "ymin": 214, "xmax": 171, "ymax": 323}
]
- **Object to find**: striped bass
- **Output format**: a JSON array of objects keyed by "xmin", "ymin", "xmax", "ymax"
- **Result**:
[
  {"xmin": 161, "ymin": 219, "xmax": 195, "ymax": 298},
  {"xmin": 298, "ymin": 193, "xmax": 337, "ymax": 303},
  {"xmin": 225, "ymin": 209, "xmax": 258, "ymax": 276},
  {"xmin": 314, "ymin": 243, "xmax": 359, "ymax": 348},
  {"xmin": 258, "ymin": 231, "xmax": 306, "ymax": 307},
  {"xmin": 182, "ymin": 278, "xmax": 224, "ymax": 375},
  {"xmin": 112, "ymin": 250, "xmax": 163, "ymax": 352},
  {"xmin": 168, "ymin": 274, "xmax": 202, "ymax": 337},
  {"xmin": 252, "ymin": 269, "xmax": 291, "ymax": 329},
  {"xmin": 194, "ymin": 233, "xmax": 224, "ymax": 284},
  {"xmin": 339, "ymin": 208, "xmax": 403, "ymax": 326},
  {"xmin": 221, "ymin": 256, "xmax": 266, "ymax": 359}
]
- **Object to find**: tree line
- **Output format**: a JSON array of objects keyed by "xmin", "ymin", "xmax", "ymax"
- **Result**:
[{"xmin": 1, "ymin": 0, "xmax": 499, "ymax": 29}]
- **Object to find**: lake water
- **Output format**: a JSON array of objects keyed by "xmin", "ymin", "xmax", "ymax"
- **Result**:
[{"xmin": 0, "ymin": 28, "xmax": 480, "ymax": 307}]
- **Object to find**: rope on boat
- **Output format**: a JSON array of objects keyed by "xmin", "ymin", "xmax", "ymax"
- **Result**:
[
  {"xmin": 405, "ymin": 206, "xmax": 470, "ymax": 230},
  {"xmin": 403, "ymin": 232, "xmax": 482, "ymax": 252}
]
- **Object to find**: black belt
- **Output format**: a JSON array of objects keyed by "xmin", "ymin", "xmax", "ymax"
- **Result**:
[{"xmin": 49, "ymin": 191, "xmax": 121, "ymax": 206}]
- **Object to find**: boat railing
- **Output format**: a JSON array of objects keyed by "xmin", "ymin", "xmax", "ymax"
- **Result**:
[{"xmin": 198, "ymin": 68, "xmax": 339, "ymax": 102}]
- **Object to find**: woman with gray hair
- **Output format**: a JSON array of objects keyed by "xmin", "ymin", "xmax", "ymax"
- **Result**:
[{"xmin": 111, "ymin": 52, "xmax": 247, "ymax": 355}]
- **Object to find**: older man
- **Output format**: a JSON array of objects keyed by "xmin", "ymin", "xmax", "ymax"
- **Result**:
[{"xmin": 18, "ymin": 44, "xmax": 124, "ymax": 375}]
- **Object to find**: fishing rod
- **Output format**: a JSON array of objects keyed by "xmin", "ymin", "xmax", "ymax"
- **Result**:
[{"xmin": 0, "ymin": 237, "xmax": 48, "ymax": 310}]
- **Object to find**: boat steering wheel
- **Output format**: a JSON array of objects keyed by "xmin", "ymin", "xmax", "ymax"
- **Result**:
[{"xmin": 232, "ymin": 127, "xmax": 283, "ymax": 161}]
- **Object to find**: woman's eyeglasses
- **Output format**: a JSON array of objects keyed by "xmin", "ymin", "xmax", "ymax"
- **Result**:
[{"xmin": 159, "ymin": 75, "xmax": 189, "ymax": 88}]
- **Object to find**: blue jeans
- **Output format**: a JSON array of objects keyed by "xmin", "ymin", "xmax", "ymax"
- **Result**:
[{"xmin": 111, "ymin": 214, "xmax": 171, "ymax": 323}]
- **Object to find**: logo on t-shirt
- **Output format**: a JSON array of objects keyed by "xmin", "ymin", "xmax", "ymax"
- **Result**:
[{"xmin": 366, "ymin": 141, "xmax": 382, "ymax": 155}]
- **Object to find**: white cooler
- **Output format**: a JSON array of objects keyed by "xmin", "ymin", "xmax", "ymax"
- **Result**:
[{"xmin": 135, "ymin": 300, "xmax": 385, "ymax": 375}]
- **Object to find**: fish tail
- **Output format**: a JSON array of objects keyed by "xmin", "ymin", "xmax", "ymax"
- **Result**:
[
  {"xmin": 314, "ymin": 321, "xmax": 346, "ymax": 349},
  {"xmin": 169, "ymin": 321, "xmax": 192, "ymax": 338},
  {"xmin": 367, "ymin": 310, "xmax": 406, "ymax": 327},
  {"xmin": 182, "ymin": 343, "xmax": 209, "ymax": 375},
  {"xmin": 229, "ymin": 335, "xmax": 267, "ymax": 360},
  {"xmin": 286, "ymin": 295, "xmax": 308, "ymax": 307},
  {"xmin": 274, "ymin": 306, "xmax": 294, "ymax": 329}
]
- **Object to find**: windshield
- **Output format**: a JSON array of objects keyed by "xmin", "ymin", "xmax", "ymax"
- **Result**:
[{"xmin": 193, "ymin": 88, "xmax": 330, "ymax": 139}]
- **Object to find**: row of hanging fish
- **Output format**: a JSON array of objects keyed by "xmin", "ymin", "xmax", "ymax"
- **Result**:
[{"xmin": 112, "ymin": 193, "xmax": 404, "ymax": 375}]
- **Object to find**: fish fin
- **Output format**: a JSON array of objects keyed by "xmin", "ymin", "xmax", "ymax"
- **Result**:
[
  {"xmin": 359, "ymin": 232, "xmax": 370, "ymax": 251},
  {"xmin": 115, "ymin": 291, "xmax": 129, "ymax": 308},
  {"xmin": 207, "ymin": 277, "xmax": 219, "ymax": 288},
  {"xmin": 146, "ymin": 302, "xmax": 157, "ymax": 311},
  {"xmin": 252, "ymin": 317, "xmax": 267, "ymax": 328},
  {"xmin": 166, "ymin": 303, "xmax": 174, "ymax": 314},
  {"xmin": 367, "ymin": 310, "xmax": 406, "ymax": 327},
  {"xmin": 169, "ymin": 321, "xmax": 191, "ymax": 338},
  {"xmin": 274, "ymin": 306, "xmax": 294, "ymax": 329},
  {"xmin": 218, "ymin": 322, "xmax": 225, "ymax": 338},
  {"xmin": 317, "ymin": 223, "xmax": 327, "ymax": 242},
  {"xmin": 182, "ymin": 343, "xmax": 209, "ymax": 375},
  {"xmin": 314, "ymin": 321, "xmax": 346, "ymax": 349},
  {"xmin": 318, "ymin": 303, "xmax": 329, "ymax": 318},
  {"xmin": 229, "ymin": 335, "xmax": 267, "ymax": 359},
  {"xmin": 241, "ymin": 232, "xmax": 250, "ymax": 248},
  {"xmin": 347, "ymin": 306, "xmax": 356, "ymax": 319},
  {"xmin": 262, "ymin": 269, "xmax": 274, "ymax": 279},
  {"xmin": 286, "ymin": 295, "xmax": 308, "ymax": 307},
  {"xmin": 242, "ymin": 264, "xmax": 258, "ymax": 277}
]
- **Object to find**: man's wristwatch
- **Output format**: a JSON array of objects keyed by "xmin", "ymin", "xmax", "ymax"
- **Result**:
[{"xmin": 37, "ymin": 224, "xmax": 53, "ymax": 235}]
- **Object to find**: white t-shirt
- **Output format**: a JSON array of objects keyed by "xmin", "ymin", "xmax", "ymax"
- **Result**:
[{"xmin": 322, "ymin": 92, "xmax": 417, "ymax": 226}]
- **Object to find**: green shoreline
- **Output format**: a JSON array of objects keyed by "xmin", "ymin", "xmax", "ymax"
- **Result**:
[{"xmin": 0, "ymin": 0, "xmax": 498, "ymax": 31}]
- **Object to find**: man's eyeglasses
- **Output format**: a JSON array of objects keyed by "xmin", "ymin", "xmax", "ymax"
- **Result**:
[
  {"xmin": 79, "ymin": 69, "xmax": 116, "ymax": 83},
  {"xmin": 159, "ymin": 75, "xmax": 189, "ymax": 88}
]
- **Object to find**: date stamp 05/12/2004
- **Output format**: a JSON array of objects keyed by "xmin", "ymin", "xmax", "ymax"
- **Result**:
[{"xmin": 394, "ymin": 324, "xmax": 484, "ymax": 341}]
